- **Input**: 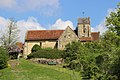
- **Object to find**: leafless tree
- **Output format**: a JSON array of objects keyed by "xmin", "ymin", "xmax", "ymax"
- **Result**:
[{"xmin": 0, "ymin": 18, "xmax": 20, "ymax": 47}]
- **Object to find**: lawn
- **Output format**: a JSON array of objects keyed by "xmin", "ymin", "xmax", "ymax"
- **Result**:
[{"xmin": 0, "ymin": 59, "xmax": 81, "ymax": 80}]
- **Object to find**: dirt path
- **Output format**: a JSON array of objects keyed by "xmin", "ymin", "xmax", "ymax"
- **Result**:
[{"xmin": 8, "ymin": 60, "xmax": 19, "ymax": 67}]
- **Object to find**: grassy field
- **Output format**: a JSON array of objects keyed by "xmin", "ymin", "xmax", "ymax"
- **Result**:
[{"xmin": 0, "ymin": 59, "xmax": 81, "ymax": 80}]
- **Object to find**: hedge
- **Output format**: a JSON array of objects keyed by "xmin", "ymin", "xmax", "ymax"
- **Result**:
[
  {"xmin": 27, "ymin": 48, "xmax": 63, "ymax": 59},
  {"xmin": 31, "ymin": 44, "xmax": 41, "ymax": 52},
  {"xmin": 0, "ymin": 47, "xmax": 9, "ymax": 69}
]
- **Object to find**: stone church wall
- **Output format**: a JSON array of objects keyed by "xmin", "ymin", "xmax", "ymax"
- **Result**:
[{"xmin": 58, "ymin": 27, "xmax": 79, "ymax": 50}]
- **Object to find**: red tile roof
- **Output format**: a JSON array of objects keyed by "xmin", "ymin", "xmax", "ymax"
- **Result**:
[
  {"xmin": 25, "ymin": 30, "xmax": 100, "ymax": 42},
  {"xmin": 80, "ymin": 37, "xmax": 92, "ymax": 41},
  {"xmin": 26, "ymin": 30, "xmax": 64, "ymax": 41},
  {"xmin": 16, "ymin": 42, "xmax": 23, "ymax": 50},
  {"xmin": 80, "ymin": 32, "xmax": 100, "ymax": 42},
  {"xmin": 91, "ymin": 32, "xmax": 100, "ymax": 41}
]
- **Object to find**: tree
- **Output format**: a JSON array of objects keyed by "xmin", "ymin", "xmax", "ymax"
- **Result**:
[
  {"xmin": 63, "ymin": 41, "xmax": 87, "ymax": 63},
  {"xmin": 106, "ymin": 2, "xmax": 120, "ymax": 36},
  {"xmin": 105, "ymin": 2, "xmax": 120, "ymax": 79},
  {"xmin": 0, "ymin": 18, "xmax": 20, "ymax": 59},
  {"xmin": 0, "ymin": 18, "xmax": 19, "ymax": 47}
]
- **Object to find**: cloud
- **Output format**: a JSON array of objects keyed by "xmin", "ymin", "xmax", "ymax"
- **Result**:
[
  {"xmin": 0, "ymin": 17, "xmax": 74, "ymax": 43},
  {"xmin": 17, "ymin": 17, "xmax": 46, "ymax": 42},
  {"xmin": 91, "ymin": 20, "xmax": 107, "ymax": 34},
  {"xmin": 17, "ymin": 17, "xmax": 45, "ymax": 30},
  {"xmin": 92, "ymin": 8, "xmax": 116, "ymax": 34},
  {"xmin": 51, "ymin": 19, "xmax": 74, "ymax": 30},
  {"xmin": 107, "ymin": 8, "xmax": 117, "ymax": 17},
  {"xmin": 0, "ymin": 0, "xmax": 16, "ymax": 8},
  {"xmin": 0, "ymin": 17, "xmax": 9, "ymax": 32},
  {"xmin": 0, "ymin": 0, "xmax": 60, "ymax": 16},
  {"xmin": 0, "ymin": 16, "xmax": 45, "ymax": 43}
]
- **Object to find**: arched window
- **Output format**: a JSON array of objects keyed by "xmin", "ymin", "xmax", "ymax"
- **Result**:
[
  {"xmin": 88, "ymin": 26, "xmax": 89, "ymax": 37},
  {"xmin": 83, "ymin": 25, "xmax": 86, "ymax": 33}
]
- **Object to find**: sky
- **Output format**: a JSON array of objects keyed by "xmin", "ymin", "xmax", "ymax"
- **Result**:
[{"xmin": 0, "ymin": 0, "xmax": 119, "ymax": 42}]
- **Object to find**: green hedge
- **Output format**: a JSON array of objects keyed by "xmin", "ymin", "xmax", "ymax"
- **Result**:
[
  {"xmin": 0, "ymin": 47, "xmax": 9, "ymax": 69},
  {"xmin": 31, "ymin": 44, "xmax": 41, "ymax": 52},
  {"xmin": 27, "ymin": 48, "xmax": 63, "ymax": 59}
]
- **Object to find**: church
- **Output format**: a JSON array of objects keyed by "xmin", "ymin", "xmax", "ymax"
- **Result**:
[{"xmin": 23, "ymin": 17, "xmax": 100, "ymax": 56}]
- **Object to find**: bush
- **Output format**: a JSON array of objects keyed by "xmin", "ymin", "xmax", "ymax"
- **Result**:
[
  {"xmin": 0, "ymin": 47, "xmax": 9, "ymax": 69},
  {"xmin": 27, "ymin": 48, "xmax": 63, "ymax": 59},
  {"xmin": 68, "ymin": 60, "xmax": 81, "ymax": 71},
  {"xmin": 8, "ymin": 46, "xmax": 21, "ymax": 59},
  {"xmin": 31, "ymin": 44, "xmax": 41, "ymax": 52}
]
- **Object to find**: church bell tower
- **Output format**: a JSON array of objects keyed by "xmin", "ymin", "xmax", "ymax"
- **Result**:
[{"xmin": 77, "ymin": 17, "xmax": 91, "ymax": 38}]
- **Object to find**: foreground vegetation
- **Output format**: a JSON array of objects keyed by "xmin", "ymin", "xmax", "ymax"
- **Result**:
[
  {"xmin": 62, "ymin": 3, "xmax": 120, "ymax": 80},
  {"xmin": 0, "ymin": 47, "xmax": 9, "ymax": 69},
  {"xmin": 0, "ymin": 59, "xmax": 81, "ymax": 80},
  {"xmin": 28, "ymin": 47, "xmax": 63, "ymax": 59}
]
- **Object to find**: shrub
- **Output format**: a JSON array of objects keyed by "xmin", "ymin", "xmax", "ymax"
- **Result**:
[
  {"xmin": 31, "ymin": 44, "xmax": 41, "ymax": 52},
  {"xmin": 68, "ymin": 60, "xmax": 81, "ymax": 71},
  {"xmin": 8, "ymin": 46, "xmax": 21, "ymax": 59},
  {"xmin": 27, "ymin": 48, "xmax": 63, "ymax": 59},
  {"xmin": 0, "ymin": 47, "xmax": 9, "ymax": 69}
]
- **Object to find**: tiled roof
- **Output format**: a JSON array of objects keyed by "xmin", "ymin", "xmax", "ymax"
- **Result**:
[
  {"xmin": 80, "ymin": 37, "xmax": 92, "ymax": 41},
  {"xmin": 25, "ymin": 30, "xmax": 99, "ymax": 42},
  {"xmin": 80, "ymin": 32, "xmax": 100, "ymax": 42},
  {"xmin": 16, "ymin": 42, "xmax": 23, "ymax": 50},
  {"xmin": 26, "ymin": 30, "xmax": 64, "ymax": 41},
  {"xmin": 91, "ymin": 32, "xmax": 100, "ymax": 41}
]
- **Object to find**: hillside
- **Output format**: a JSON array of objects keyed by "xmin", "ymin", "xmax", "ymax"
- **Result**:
[{"xmin": 0, "ymin": 59, "xmax": 81, "ymax": 80}]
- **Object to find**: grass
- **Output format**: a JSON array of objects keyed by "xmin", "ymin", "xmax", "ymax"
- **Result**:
[{"xmin": 0, "ymin": 59, "xmax": 81, "ymax": 80}]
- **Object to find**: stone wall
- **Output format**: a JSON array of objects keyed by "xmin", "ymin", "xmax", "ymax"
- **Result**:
[
  {"xmin": 77, "ymin": 24, "xmax": 91, "ymax": 38},
  {"xmin": 58, "ymin": 27, "xmax": 79, "ymax": 50},
  {"xmin": 23, "ymin": 40, "xmax": 57, "ymax": 57},
  {"xmin": 23, "ymin": 41, "xmax": 40, "ymax": 57},
  {"xmin": 41, "ymin": 41, "xmax": 57, "ymax": 48},
  {"xmin": 30, "ymin": 58, "xmax": 63, "ymax": 64}
]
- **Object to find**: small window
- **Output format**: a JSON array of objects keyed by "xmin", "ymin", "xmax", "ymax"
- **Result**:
[
  {"xmin": 64, "ymin": 35, "xmax": 66, "ymax": 38},
  {"xmin": 83, "ymin": 25, "xmax": 86, "ymax": 33},
  {"xmin": 83, "ymin": 27, "xmax": 86, "ymax": 33},
  {"xmin": 40, "ymin": 42, "xmax": 42, "ymax": 47},
  {"xmin": 54, "ymin": 41, "xmax": 58, "ymax": 48}
]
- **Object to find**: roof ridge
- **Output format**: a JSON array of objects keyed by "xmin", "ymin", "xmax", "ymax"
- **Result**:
[
  {"xmin": 28, "ymin": 30, "xmax": 64, "ymax": 32},
  {"xmin": 91, "ymin": 32, "xmax": 100, "ymax": 33}
]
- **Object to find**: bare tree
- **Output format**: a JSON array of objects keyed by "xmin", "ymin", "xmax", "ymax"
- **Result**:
[{"xmin": 0, "ymin": 18, "xmax": 20, "ymax": 47}]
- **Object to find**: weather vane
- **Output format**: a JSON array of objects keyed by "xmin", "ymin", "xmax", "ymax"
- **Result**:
[{"xmin": 82, "ymin": 11, "xmax": 85, "ymax": 17}]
